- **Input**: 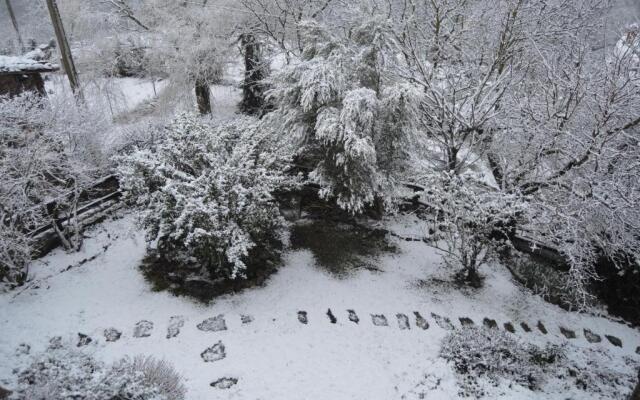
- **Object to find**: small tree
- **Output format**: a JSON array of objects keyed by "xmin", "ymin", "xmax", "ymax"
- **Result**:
[{"xmin": 420, "ymin": 172, "xmax": 523, "ymax": 287}]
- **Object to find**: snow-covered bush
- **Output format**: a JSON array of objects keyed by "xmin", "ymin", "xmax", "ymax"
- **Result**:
[
  {"xmin": 440, "ymin": 326, "xmax": 640, "ymax": 398},
  {"xmin": 12, "ymin": 346, "xmax": 186, "ymax": 400},
  {"xmin": 440, "ymin": 326, "xmax": 563, "ymax": 397},
  {"xmin": 420, "ymin": 172, "xmax": 523, "ymax": 287},
  {"xmin": 117, "ymin": 113, "xmax": 293, "ymax": 281},
  {"xmin": 264, "ymin": 19, "xmax": 418, "ymax": 214},
  {"xmin": 0, "ymin": 94, "xmax": 108, "ymax": 287}
]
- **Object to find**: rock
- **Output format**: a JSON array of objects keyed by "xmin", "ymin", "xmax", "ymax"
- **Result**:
[
  {"xmin": 0, "ymin": 386, "xmax": 12, "ymax": 400},
  {"xmin": 197, "ymin": 315, "xmax": 227, "ymax": 332},
  {"xmin": 201, "ymin": 341, "xmax": 226, "ymax": 362},
  {"xmin": 414, "ymin": 312, "xmax": 429, "ymax": 330},
  {"xmin": 560, "ymin": 327, "xmax": 576, "ymax": 339},
  {"xmin": 211, "ymin": 377, "xmax": 238, "ymax": 389},
  {"xmin": 327, "ymin": 309, "xmax": 337, "ymax": 324},
  {"xmin": 77, "ymin": 333, "xmax": 92, "ymax": 347},
  {"xmin": 504, "ymin": 322, "xmax": 516, "ymax": 333},
  {"xmin": 297, "ymin": 311, "xmax": 308, "ymax": 324},
  {"xmin": 431, "ymin": 313, "xmax": 454, "ymax": 330},
  {"xmin": 241, "ymin": 315, "xmax": 254, "ymax": 324},
  {"xmin": 167, "ymin": 316, "xmax": 185, "ymax": 339},
  {"xmin": 15, "ymin": 343, "xmax": 30, "ymax": 356},
  {"xmin": 459, "ymin": 317, "xmax": 474, "ymax": 327},
  {"xmin": 483, "ymin": 318, "xmax": 498, "ymax": 330},
  {"xmin": 134, "ymin": 320, "xmax": 154, "ymax": 338},
  {"xmin": 636, "ymin": 346, "xmax": 640, "ymax": 355},
  {"xmin": 348, "ymin": 309, "xmax": 359, "ymax": 324},
  {"xmin": 48, "ymin": 336, "xmax": 63, "ymax": 350},
  {"xmin": 371, "ymin": 314, "xmax": 389, "ymax": 327},
  {"xmin": 605, "ymin": 335, "xmax": 623, "ymax": 348},
  {"xmin": 520, "ymin": 322, "xmax": 532, "ymax": 332},
  {"xmin": 537, "ymin": 321, "xmax": 548, "ymax": 334},
  {"xmin": 104, "ymin": 328, "xmax": 122, "ymax": 342},
  {"xmin": 583, "ymin": 329, "xmax": 602, "ymax": 343},
  {"xmin": 397, "ymin": 313, "xmax": 410, "ymax": 330}
]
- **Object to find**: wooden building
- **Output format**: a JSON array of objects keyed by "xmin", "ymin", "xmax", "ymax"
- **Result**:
[{"xmin": 0, "ymin": 55, "xmax": 59, "ymax": 97}]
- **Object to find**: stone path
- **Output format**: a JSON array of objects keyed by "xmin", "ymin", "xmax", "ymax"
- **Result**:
[{"xmin": 28, "ymin": 310, "xmax": 636, "ymax": 394}]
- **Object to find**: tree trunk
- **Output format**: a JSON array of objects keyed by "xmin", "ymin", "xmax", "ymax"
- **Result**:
[
  {"xmin": 631, "ymin": 372, "xmax": 640, "ymax": 400},
  {"xmin": 239, "ymin": 33, "xmax": 266, "ymax": 115},
  {"xmin": 195, "ymin": 80, "xmax": 211, "ymax": 115}
]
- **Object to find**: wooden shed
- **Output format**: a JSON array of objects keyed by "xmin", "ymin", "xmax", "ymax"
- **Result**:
[{"xmin": 0, "ymin": 55, "xmax": 59, "ymax": 97}]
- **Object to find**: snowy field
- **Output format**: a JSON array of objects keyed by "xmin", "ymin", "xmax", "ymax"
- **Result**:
[{"xmin": 1, "ymin": 213, "xmax": 638, "ymax": 399}]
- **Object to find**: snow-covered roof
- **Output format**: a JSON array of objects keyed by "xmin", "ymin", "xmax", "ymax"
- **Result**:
[{"xmin": 0, "ymin": 55, "xmax": 59, "ymax": 74}]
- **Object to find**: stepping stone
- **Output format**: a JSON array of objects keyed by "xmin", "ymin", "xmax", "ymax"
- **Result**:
[
  {"xmin": 48, "ymin": 336, "xmax": 63, "ymax": 350},
  {"xmin": 520, "ymin": 322, "xmax": 532, "ymax": 332},
  {"xmin": 15, "ymin": 343, "xmax": 30, "ymax": 356},
  {"xmin": 197, "ymin": 315, "xmax": 227, "ymax": 332},
  {"xmin": 605, "ymin": 335, "xmax": 622, "ymax": 348},
  {"xmin": 104, "ymin": 328, "xmax": 122, "ymax": 342},
  {"xmin": 414, "ymin": 312, "xmax": 429, "ymax": 330},
  {"xmin": 459, "ymin": 317, "xmax": 474, "ymax": 327},
  {"xmin": 431, "ymin": 313, "xmax": 454, "ymax": 330},
  {"xmin": 297, "ymin": 311, "xmax": 308, "ymax": 324},
  {"xmin": 201, "ymin": 341, "xmax": 226, "ymax": 362},
  {"xmin": 537, "ymin": 321, "xmax": 548, "ymax": 334},
  {"xmin": 483, "ymin": 318, "xmax": 498, "ymax": 330},
  {"xmin": 241, "ymin": 315, "xmax": 254, "ymax": 324},
  {"xmin": 583, "ymin": 329, "xmax": 602, "ymax": 343},
  {"xmin": 560, "ymin": 327, "xmax": 576, "ymax": 339},
  {"xmin": 167, "ymin": 316, "xmax": 185, "ymax": 339},
  {"xmin": 347, "ymin": 309, "xmax": 359, "ymax": 324},
  {"xmin": 211, "ymin": 377, "xmax": 238, "ymax": 389},
  {"xmin": 397, "ymin": 314, "xmax": 410, "ymax": 330},
  {"xmin": 134, "ymin": 320, "xmax": 154, "ymax": 338},
  {"xmin": 504, "ymin": 322, "xmax": 516, "ymax": 333},
  {"xmin": 327, "ymin": 309, "xmax": 337, "ymax": 324},
  {"xmin": 77, "ymin": 333, "xmax": 92, "ymax": 347},
  {"xmin": 371, "ymin": 314, "xmax": 389, "ymax": 327}
]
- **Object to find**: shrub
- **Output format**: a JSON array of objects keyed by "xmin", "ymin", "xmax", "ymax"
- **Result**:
[
  {"xmin": 117, "ymin": 114, "xmax": 294, "ymax": 281},
  {"xmin": 440, "ymin": 326, "xmax": 562, "ymax": 397},
  {"xmin": 12, "ymin": 346, "xmax": 186, "ymax": 400}
]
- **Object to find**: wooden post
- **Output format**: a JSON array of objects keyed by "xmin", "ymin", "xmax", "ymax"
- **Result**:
[
  {"xmin": 4, "ymin": 0, "xmax": 25, "ymax": 52},
  {"xmin": 45, "ymin": 0, "xmax": 84, "ymax": 102}
]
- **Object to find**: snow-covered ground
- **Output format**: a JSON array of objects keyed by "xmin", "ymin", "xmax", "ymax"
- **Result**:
[{"xmin": 1, "ymin": 213, "xmax": 638, "ymax": 399}]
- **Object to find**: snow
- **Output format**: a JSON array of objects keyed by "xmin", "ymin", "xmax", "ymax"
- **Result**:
[
  {"xmin": 1, "ymin": 213, "xmax": 638, "ymax": 399},
  {"xmin": 0, "ymin": 55, "xmax": 58, "ymax": 73}
]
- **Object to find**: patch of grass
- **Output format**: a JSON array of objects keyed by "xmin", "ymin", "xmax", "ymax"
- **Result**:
[{"xmin": 290, "ymin": 219, "xmax": 397, "ymax": 278}]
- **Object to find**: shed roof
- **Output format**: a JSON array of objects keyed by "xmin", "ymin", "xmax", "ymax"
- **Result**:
[{"xmin": 0, "ymin": 55, "xmax": 59, "ymax": 75}]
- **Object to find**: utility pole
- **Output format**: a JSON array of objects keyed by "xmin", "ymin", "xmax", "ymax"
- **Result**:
[
  {"xmin": 4, "ymin": 0, "xmax": 25, "ymax": 52},
  {"xmin": 45, "ymin": 0, "xmax": 84, "ymax": 101}
]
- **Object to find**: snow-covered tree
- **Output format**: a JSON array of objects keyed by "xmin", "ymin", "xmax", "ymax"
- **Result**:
[
  {"xmin": 117, "ymin": 114, "xmax": 295, "ymax": 281},
  {"xmin": 487, "ymin": 17, "xmax": 640, "ymax": 306},
  {"xmin": 264, "ymin": 18, "xmax": 419, "ymax": 214},
  {"xmin": 419, "ymin": 172, "xmax": 524, "ymax": 287}
]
